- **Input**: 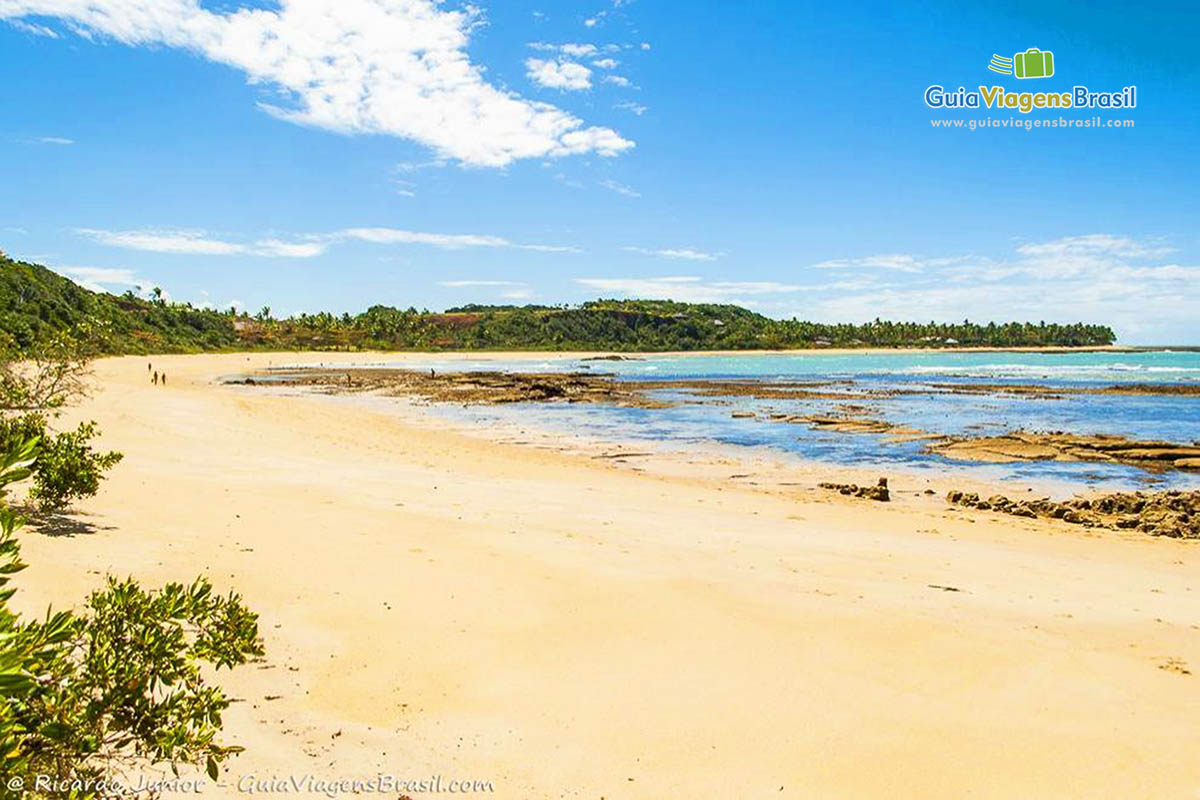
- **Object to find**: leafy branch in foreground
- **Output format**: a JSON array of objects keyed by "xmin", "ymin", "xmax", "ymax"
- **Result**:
[{"xmin": 0, "ymin": 438, "xmax": 263, "ymax": 796}]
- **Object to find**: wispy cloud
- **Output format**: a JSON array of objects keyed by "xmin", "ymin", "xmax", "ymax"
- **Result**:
[
  {"xmin": 1015, "ymin": 234, "xmax": 1174, "ymax": 260},
  {"xmin": 441, "ymin": 280, "xmax": 526, "ymax": 287},
  {"xmin": 339, "ymin": 228, "xmax": 579, "ymax": 252},
  {"xmin": 52, "ymin": 265, "xmax": 176, "ymax": 301},
  {"xmin": 577, "ymin": 276, "xmax": 803, "ymax": 303},
  {"xmin": 529, "ymin": 42, "xmax": 602, "ymax": 57},
  {"xmin": 77, "ymin": 228, "xmax": 257, "ymax": 256},
  {"xmin": 599, "ymin": 178, "xmax": 641, "ymax": 198},
  {"xmin": 441, "ymin": 280, "xmax": 534, "ymax": 301},
  {"xmin": 56, "ymin": 266, "xmax": 143, "ymax": 291},
  {"xmin": 77, "ymin": 226, "xmax": 582, "ymax": 256},
  {"xmin": 5, "ymin": 18, "xmax": 57, "ymax": 36},
  {"xmin": 1, "ymin": 0, "xmax": 632, "ymax": 167},
  {"xmin": 623, "ymin": 246, "xmax": 720, "ymax": 261},
  {"xmin": 813, "ymin": 254, "xmax": 934, "ymax": 273},
  {"xmin": 33, "ymin": 136, "xmax": 74, "ymax": 145}
]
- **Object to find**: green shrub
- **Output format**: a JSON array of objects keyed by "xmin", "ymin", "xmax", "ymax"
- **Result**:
[
  {"xmin": 0, "ymin": 437, "xmax": 262, "ymax": 795},
  {"xmin": 0, "ymin": 414, "xmax": 123, "ymax": 513},
  {"xmin": 28, "ymin": 420, "xmax": 123, "ymax": 512}
]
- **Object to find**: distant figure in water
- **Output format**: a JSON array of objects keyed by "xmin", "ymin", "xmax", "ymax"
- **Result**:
[
  {"xmin": 152, "ymin": 371, "xmax": 158, "ymax": 385},
  {"xmin": 430, "ymin": 368, "xmax": 436, "ymax": 378}
]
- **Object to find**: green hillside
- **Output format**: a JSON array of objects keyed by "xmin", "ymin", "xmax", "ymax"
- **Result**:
[{"xmin": 0, "ymin": 254, "xmax": 1117, "ymax": 353}]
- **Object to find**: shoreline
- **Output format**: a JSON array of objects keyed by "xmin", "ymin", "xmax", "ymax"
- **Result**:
[
  {"xmin": 235, "ymin": 360, "xmax": 1200, "ymax": 485},
  {"xmin": 14, "ymin": 352, "xmax": 1200, "ymax": 798},
  {"xmin": 183, "ymin": 343, "xmax": 1146, "ymax": 362}
]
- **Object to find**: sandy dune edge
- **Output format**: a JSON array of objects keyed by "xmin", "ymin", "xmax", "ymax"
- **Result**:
[{"xmin": 12, "ymin": 352, "xmax": 1199, "ymax": 799}]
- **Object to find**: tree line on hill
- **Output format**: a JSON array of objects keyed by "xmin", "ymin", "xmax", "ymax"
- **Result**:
[{"xmin": 1, "ymin": 254, "xmax": 1117, "ymax": 354}]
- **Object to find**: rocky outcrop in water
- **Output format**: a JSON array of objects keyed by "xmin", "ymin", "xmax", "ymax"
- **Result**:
[{"xmin": 929, "ymin": 431, "xmax": 1200, "ymax": 472}]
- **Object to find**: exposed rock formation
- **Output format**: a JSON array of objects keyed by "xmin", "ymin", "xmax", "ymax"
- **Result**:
[
  {"xmin": 819, "ymin": 477, "xmax": 891, "ymax": 502},
  {"xmin": 947, "ymin": 489, "xmax": 1200, "ymax": 538}
]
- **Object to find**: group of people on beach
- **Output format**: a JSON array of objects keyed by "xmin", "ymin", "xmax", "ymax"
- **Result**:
[{"xmin": 148, "ymin": 362, "xmax": 167, "ymax": 386}]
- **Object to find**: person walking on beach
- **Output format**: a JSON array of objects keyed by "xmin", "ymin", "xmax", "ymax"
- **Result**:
[
  {"xmin": 161, "ymin": 373, "xmax": 167, "ymax": 386},
  {"xmin": 152, "ymin": 371, "xmax": 158, "ymax": 385}
]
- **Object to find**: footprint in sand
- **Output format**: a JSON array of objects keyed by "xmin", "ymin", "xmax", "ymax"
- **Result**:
[{"xmin": 1159, "ymin": 657, "xmax": 1192, "ymax": 675}]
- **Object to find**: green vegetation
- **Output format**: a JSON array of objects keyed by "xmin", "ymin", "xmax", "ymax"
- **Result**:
[
  {"xmin": 1, "ymin": 316, "xmax": 123, "ymax": 516},
  {"xmin": 0, "ymin": 443, "xmax": 262, "ymax": 794},
  {"xmin": 0, "ymin": 415, "xmax": 123, "ymax": 513},
  {"xmin": 0, "ymin": 319, "xmax": 260, "ymax": 793},
  {"xmin": 1, "ymin": 253, "xmax": 1117, "ymax": 353}
]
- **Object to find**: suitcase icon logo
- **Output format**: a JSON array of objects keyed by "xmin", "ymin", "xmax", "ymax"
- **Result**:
[{"xmin": 988, "ymin": 48, "xmax": 1055, "ymax": 79}]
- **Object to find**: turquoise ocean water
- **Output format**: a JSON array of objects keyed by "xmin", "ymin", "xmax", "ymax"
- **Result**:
[{"xmin": 354, "ymin": 350, "xmax": 1200, "ymax": 490}]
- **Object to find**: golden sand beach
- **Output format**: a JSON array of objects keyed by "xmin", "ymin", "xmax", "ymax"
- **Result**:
[{"xmin": 14, "ymin": 352, "xmax": 1200, "ymax": 798}]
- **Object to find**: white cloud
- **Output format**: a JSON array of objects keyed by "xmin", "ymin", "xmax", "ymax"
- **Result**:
[
  {"xmin": 1015, "ymin": 234, "xmax": 1173, "ymax": 260},
  {"xmin": 528, "ymin": 42, "xmax": 598, "ymax": 57},
  {"xmin": 526, "ymin": 58, "xmax": 593, "ymax": 91},
  {"xmin": 253, "ymin": 238, "xmax": 329, "ymax": 258},
  {"xmin": 341, "ymin": 228, "xmax": 507, "ymax": 249},
  {"xmin": 795, "ymin": 234, "xmax": 1198, "ymax": 343},
  {"xmin": 56, "ymin": 266, "xmax": 143, "ymax": 291},
  {"xmin": 577, "ymin": 276, "xmax": 803, "ymax": 303},
  {"xmin": 77, "ymin": 228, "xmax": 331, "ymax": 257},
  {"xmin": 390, "ymin": 178, "xmax": 417, "ymax": 197},
  {"xmin": 599, "ymin": 178, "xmax": 640, "ymax": 198},
  {"xmin": 440, "ymin": 280, "xmax": 525, "ymax": 287},
  {"xmin": 560, "ymin": 43, "xmax": 598, "ymax": 57},
  {"xmin": 77, "ymin": 226, "xmax": 581, "ymax": 256},
  {"xmin": 614, "ymin": 100, "xmax": 647, "ymax": 115},
  {"xmin": 394, "ymin": 160, "xmax": 444, "ymax": 173},
  {"xmin": 441, "ymin": 280, "xmax": 535, "ymax": 301},
  {"xmin": 623, "ymin": 246, "xmax": 720, "ymax": 261},
  {"xmin": 591, "ymin": 57, "xmax": 618, "ymax": 69},
  {"xmin": 601, "ymin": 75, "xmax": 631, "ymax": 87},
  {"xmin": 5, "ymin": 17, "xmax": 57, "ymax": 36},
  {"xmin": 34, "ymin": 136, "xmax": 74, "ymax": 145},
  {"xmin": 77, "ymin": 228, "xmax": 250, "ymax": 256},
  {"xmin": 339, "ymin": 227, "xmax": 577, "ymax": 252},
  {"xmin": 1, "ymin": 0, "xmax": 632, "ymax": 167},
  {"xmin": 813, "ymin": 254, "xmax": 933, "ymax": 273}
]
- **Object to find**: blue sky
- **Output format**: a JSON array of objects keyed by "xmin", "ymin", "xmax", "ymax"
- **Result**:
[{"xmin": 1, "ymin": 0, "xmax": 1198, "ymax": 342}]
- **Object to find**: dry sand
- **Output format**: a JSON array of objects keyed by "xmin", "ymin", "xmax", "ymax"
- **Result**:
[{"xmin": 13, "ymin": 352, "xmax": 1200, "ymax": 799}]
